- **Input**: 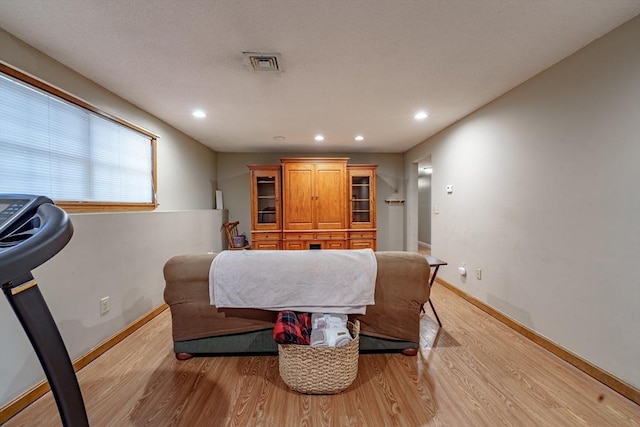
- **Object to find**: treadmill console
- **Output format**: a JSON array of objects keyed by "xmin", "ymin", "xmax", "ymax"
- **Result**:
[
  {"xmin": 0, "ymin": 195, "xmax": 52, "ymax": 238},
  {"xmin": 0, "ymin": 194, "xmax": 70, "ymax": 279}
]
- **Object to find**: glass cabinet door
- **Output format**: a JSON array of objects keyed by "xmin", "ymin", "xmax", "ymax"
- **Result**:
[
  {"xmin": 256, "ymin": 175, "xmax": 277, "ymax": 225},
  {"xmin": 351, "ymin": 176, "xmax": 371, "ymax": 224},
  {"xmin": 348, "ymin": 166, "xmax": 376, "ymax": 229},
  {"xmin": 249, "ymin": 165, "xmax": 281, "ymax": 231}
]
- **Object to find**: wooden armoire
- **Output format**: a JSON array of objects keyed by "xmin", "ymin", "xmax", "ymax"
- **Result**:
[{"xmin": 248, "ymin": 158, "xmax": 377, "ymax": 250}]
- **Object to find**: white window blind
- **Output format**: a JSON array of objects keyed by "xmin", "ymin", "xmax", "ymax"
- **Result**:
[{"xmin": 0, "ymin": 72, "xmax": 154, "ymax": 205}]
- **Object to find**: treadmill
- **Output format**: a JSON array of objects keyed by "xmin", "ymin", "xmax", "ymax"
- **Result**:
[{"xmin": 0, "ymin": 194, "xmax": 89, "ymax": 426}]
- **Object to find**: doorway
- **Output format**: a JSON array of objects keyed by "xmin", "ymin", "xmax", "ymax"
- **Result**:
[{"xmin": 417, "ymin": 156, "xmax": 432, "ymax": 256}]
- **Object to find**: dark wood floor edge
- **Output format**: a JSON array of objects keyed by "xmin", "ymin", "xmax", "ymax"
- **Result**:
[
  {"xmin": 0, "ymin": 303, "xmax": 169, "ymax": 424},
  {"xmin": 435, "ymin": 277, "xmax": 640, "ymax": 405}
]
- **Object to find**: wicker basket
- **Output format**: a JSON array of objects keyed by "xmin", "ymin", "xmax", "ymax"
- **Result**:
[{"xmin": 278, "ymin": 320, "xmax": 360, "ymax": 394}]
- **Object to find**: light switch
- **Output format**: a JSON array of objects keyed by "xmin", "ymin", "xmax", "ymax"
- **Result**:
[{"xmin": 434, "ymin": 205, "xmax": 440, "ymax": 214}]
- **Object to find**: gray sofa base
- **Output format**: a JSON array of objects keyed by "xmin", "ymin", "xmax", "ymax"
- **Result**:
[{"xmin": 173, "ymin": 329, "xmax": 418, "ymax": 356}]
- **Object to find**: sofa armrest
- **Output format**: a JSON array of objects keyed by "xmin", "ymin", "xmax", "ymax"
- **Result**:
[{"xmin": 352, "ymin": 251, "xmax": 430, "ymax": 343}]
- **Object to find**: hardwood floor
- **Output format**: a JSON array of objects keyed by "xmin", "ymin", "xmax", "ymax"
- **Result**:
[
  {"xmin": 418, "ymin": 243, "xmax": 431, "ymax": 256},
  {"xmin": 5, "ymin": 285, "xmax": 639, "ymax": 426}
]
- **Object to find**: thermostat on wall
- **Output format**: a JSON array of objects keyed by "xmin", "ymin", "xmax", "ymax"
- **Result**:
[{"xmin": 446, "ymin": 185, "xmax": 453, "ymax": 194}]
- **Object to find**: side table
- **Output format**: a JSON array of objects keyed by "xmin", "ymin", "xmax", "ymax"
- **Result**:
[{"xmin": 422, "ymin": 255, "xmax": 447, "ymax": 327}]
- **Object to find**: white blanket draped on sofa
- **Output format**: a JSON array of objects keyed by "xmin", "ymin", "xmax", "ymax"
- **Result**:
[{"xmin": 209, "ymin": 248, "xmax": 377, "ymax": 314}]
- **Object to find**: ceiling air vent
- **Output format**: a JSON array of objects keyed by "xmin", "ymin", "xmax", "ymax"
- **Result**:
[{"xmin": 243, "ymin": 52, "xmax": 283, "ymax": 73}]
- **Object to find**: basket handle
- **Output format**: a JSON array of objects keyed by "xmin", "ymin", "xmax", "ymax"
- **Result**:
[{"xmin": 351, "ymin": 320, "xmax": 360, "ymax": 338}]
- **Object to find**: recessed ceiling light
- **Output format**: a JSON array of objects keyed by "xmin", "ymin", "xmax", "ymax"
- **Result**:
[
  {"xmin": 354, "ymin": 135, "xmax": 364, "ymax": 141},
  {"xmin": 273, "ymin": 136, "xmax": 286, "ymax": 141},
  {"xmin": 192, "ymin": 110, "xmax": 207, "ymax": 118},
  {"xmin": 414, "ymin": 111, "xmax": 428, "ymax": 120},
  {"xmin": 314, "ymin": 134, "xmax": 325, "ymax": 141}
]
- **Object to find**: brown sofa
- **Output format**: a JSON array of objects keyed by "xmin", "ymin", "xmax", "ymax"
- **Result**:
[{"xmin": 163, "ymin": 251, "xmax": 430, "ymax": 359}]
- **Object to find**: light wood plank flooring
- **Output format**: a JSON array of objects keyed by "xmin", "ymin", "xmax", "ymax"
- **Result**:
[
  {"xmin": 5, "ymin": 285, "xmax": 640, "ymax": 426},
  {"xmin": 418, "ymin": 243, "xmax": 431, "ymax": 256}
]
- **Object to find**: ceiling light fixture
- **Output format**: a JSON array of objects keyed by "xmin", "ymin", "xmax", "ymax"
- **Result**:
[
  {"xmin": 354, "ymin": 135, "xmax": 364, "ymax": 141},
  {"xmin": 314, "ymin": 134, "xmax": 325, "ymax": 141},
  {"xmin": 192, "ymin": 110, "xmax": 207, "ymax": 118},
  {"xmin": 414, "ymin": 111, "xmax": 428, "ymax": 120},
  {"xmin": 273, "ymin": 136, "xmax": 286, "ymax": 141}
]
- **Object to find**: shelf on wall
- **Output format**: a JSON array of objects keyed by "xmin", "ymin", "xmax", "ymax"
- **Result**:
[{"xmin": 384, "ymin": 198, "xmax": 405, "ymax": 206}]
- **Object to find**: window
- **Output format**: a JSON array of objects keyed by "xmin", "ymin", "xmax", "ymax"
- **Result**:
[{"xmin": 0, "ymin": 64, "xmax": 157, "ymax": 212}]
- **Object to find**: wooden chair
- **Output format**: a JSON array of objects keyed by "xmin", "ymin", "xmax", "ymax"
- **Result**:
[{"xmin": 223, "ymin": 221, "xmax": 251, "ymax": 250}]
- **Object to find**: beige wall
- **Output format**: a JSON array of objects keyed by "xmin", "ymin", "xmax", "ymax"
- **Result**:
[
  {"xmin": 405, "ymin": 17, "xmax": 640, "ymax": 388},
  {"xmin": 0, "ymin": 29, "xmax": 220, "ymax": 406},
  {"xmin": 216, "ymin": 153, "xmax": 405, "ymax": 251}
]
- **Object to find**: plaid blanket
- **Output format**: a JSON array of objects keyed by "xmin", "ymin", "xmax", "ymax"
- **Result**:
[{"xmin": 273, "ymin": 311, "xmax": 311, "ymax": 345}]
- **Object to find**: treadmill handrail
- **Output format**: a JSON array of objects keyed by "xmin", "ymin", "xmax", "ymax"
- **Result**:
[{"xmin": 0, "ymin": 203, "xmax": 73, "ymax": 286}]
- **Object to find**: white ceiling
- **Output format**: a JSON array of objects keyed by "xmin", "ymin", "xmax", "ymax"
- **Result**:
[{"xmin": 1, "ymin": 1, "xmax": 638, "ymax": 154}]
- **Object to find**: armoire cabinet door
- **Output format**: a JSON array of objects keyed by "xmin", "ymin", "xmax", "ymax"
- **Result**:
[
  {"xmin": 315, "ymin": 162, "xmax": 347, "ymax": 229},
  {"xmin": 282, "ymin": 162, "xmax": 314, "ymax": 230},
  {"xmin": 282, "ymin": 159, "xmax": 347, "ymax": 230}
]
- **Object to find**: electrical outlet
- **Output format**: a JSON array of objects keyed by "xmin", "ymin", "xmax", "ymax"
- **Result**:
[
  {"xmin": 476, "ymin": 268, "xmax": 482, "ymax": 280},
  {"xmin": 100, "ymin": 296, "xmax": 110, "ymax": 315}
]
